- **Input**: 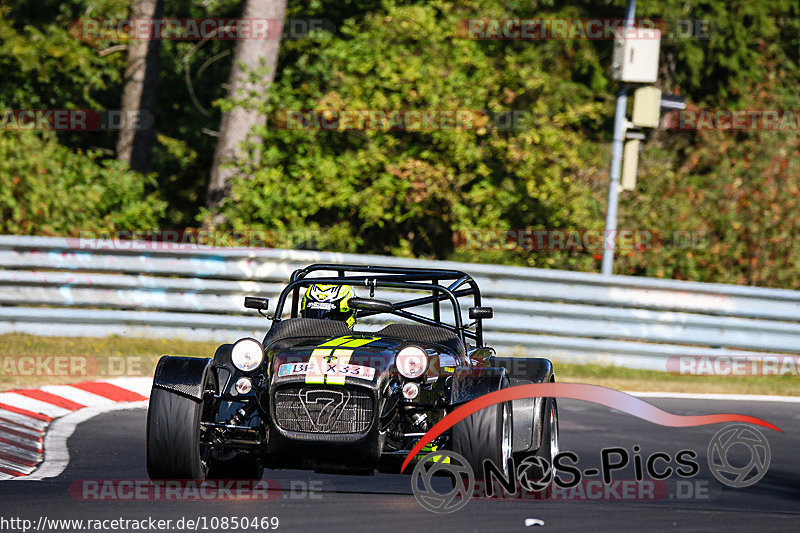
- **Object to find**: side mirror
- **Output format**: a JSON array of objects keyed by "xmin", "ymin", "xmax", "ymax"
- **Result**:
[
  {"xmin": 244, "ymin": 296, "xmax": 269, "ymax": 311},
  {"xmin": 469, "ymin": 306, "xmax": 493, "ymax": 319},
  {"xmin": 349, "ymin": 297, "xmax": 394, "ymax": 313}
]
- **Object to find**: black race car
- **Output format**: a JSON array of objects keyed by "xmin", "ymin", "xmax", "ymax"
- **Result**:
[{"xmin": 146, "ymin": 264, "xmax": 558, "ymax": 485}]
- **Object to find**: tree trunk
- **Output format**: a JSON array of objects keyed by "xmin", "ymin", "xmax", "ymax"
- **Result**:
[
  {"xmin": 206, "ymin": 0, "xmax": 287, "ymax": 213},
  {"xmin": 116, "ymin": 0, "xmax": 163, "ymax": 174}
]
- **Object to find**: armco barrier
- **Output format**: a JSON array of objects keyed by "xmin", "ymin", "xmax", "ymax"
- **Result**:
[{"xmin": 1, "ymin": 235, "xmax": 799, "ymax": 370}]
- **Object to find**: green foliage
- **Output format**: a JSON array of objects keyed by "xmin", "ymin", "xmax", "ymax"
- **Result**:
[
  {"xmin": 617, "ymin": 127, "xmax": 800, "ymax": 287},
  {"xmin": 613, "ymin": 0, "xmax": 800, "ymax": 286},
  {"xmin": 200, "ymin": 0, "xmax": 800, "ymax": 285},
  {"xmin": 0, "ymin": 131, "xmax": 165, "ymax": 235},
  {"xmin": 633, "ymin": 0, "xmax": 800, "ymax": 103},
  {"xmin": 0, "ymin": 0, "xmax": 165, "ymax": 236},
  {"xmin": 151, "ymin": 0, "xmax": 240, "ymax": 226},
  {"xmin": 1, "ymin": 0, "xmax": 800, "ymax": 288},
  {"xmin": 0, "ymin": 2, "xmax": 126, "ymax": 110},
  {"xmin": 207, "ymin": 2, "xmax": 608, "ymax": 269},
  {"xmin": 0, "ymin": 0, "xmax": 239, "ymax": 229}
]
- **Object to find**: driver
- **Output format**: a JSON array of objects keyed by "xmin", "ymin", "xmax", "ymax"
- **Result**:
[{"xmin": 300, "ymin": 284, "xmax": 357, "ymax": 328}]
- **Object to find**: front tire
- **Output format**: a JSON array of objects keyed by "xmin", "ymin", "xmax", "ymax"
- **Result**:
[
  {"xmin": 452, "ymin": 400, "xmax": 513, "ymax": 479},
  {"xmin": 146, "ymin": 377, "xmax": 215, "ymax": 481}
]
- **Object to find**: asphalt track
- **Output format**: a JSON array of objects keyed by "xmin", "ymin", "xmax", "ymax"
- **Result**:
[{"xmin": 0, "ymin": 398, "xmax": 797, "ymax": 532}]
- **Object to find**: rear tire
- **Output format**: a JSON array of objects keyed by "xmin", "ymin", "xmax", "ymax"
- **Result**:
[
  {"xmin": 514, "ymin": 397, "xmax": 559, "ymax": 498},
  {"xmin": 146, "ymin": 376, "xmax": 215, "ymax": 481},
  {"xmin": 452, "ymin": 400, "xmax": 513, "ymax": 480}
]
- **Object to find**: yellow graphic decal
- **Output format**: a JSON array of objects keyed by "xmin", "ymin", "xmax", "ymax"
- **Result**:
[
  {"xmin": 317, "ymin": 337, "xmax": 350, "ymax": 347},
  {"xmin": 318, "ymin": 336, "xmax": 381, "ymax": 348},
  {"xmin": 305, "ymin": 348, "xmax": 366, "ymax": 384},
  {"xmin": 303, "ymin": 337, "xmax": 381, "ymax": 384},
  {"xmin": 305, "ymin": 348, "xmax": 329, "ymax": 384},
  {"xmin": 324, "ymin": 349, "xmax": 353, "ymax": 385},
  {"xmin": 415, "ymin": 444, "xmax": 450, "ymax": 464}
]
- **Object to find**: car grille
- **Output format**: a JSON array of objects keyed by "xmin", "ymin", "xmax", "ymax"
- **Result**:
[{"xmin": 274, "ymin": 386, "xmax": 373, "ymax": 434}]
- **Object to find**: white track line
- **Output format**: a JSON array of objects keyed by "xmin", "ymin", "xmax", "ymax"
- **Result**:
[
  {"xmin": 0, "ymin": 393, "xmax": 71, "ymax": 417},
  {"xmin": 39, "ymin": 385, "xmax": 115, "ymax": 407},
  {"xmin": 626, "ymin": 391, "xmax": 800, "ymax": 403},
  {"xmin": 103, "ymin": 377, "xmax": 153, "ymax": 397},
  {"xmin": 23, "ymin": 401, "xmax": 148, "ymax": 481}
]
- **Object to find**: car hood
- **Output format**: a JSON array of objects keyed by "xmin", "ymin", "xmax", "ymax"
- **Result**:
[{"xmin": 267, "ymin": 334, "xmax": 459, "ymax": 388}]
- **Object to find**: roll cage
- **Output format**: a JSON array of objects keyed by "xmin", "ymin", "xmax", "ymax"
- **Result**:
[{"xmin": 271, "ymin": 264, "xmax": 488, "ymax": 347}]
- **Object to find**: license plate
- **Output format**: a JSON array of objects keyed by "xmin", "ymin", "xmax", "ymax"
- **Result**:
[{"xmin": 278, "ymin": 362, "xmax": 375, "ymax": 380}]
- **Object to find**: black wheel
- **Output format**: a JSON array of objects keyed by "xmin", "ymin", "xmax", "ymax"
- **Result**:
[
  {"xmin": 514, "ymin": 397, "xmax": 559, "ymax": 497},
  {"xmin": 146, "ymin": 375, "xmax": 216, "ymax": 481},
  {"xmin": 452, "ymin": 400, "xmax": 513, "ymax": 480},
  {"xmin": 207, "ymin": 452, "xmax": 264, "ymax": 480}
]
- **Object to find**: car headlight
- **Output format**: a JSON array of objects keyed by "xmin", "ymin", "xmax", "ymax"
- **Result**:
[
  {"xmin": 231, "ymin": 338, "xmax": 264, "ymax": 372},
  {"xmin": 395, "ymin": 346, "xmax": 428, "ymax": 379}
]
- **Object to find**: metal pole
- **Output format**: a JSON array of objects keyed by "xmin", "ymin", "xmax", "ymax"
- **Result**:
[
  {"xmin": 601, "ymin": 88, "xmax": 629, "ymax": 275},
  {"xmin": 601, "ymin": 0, "xmax": 636, "ymax": 276}
]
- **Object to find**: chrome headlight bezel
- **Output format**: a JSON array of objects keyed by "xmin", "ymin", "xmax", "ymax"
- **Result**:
[
  {"xmin": 395, "ymin": 346, "xmax": 429, "ymax": 379},
  {"xmin": 231, "ymin": 338, "xmax": 264, "ymax": 372}
]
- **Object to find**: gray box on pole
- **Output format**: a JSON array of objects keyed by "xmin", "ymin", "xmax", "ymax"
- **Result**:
[
  {"xmin": 611, "ymin": 29, "xmax": 661, "ymax": 83},
  {"xmin": 621, "ymin": 139, "xmax": 641, "ymax": 191},
  {"xmin": 632, "ymin": 86, "xmax": 662, "ymax": 127}
]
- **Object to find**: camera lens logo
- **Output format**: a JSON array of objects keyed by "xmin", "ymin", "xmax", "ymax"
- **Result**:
[
  {"xmin": 516, "ymin": 456, "xmax": 553, "ymax": 492},
  {"xmin": 411, "ymin": 451, "xmax": 474, "ymax": 513},
  {"xmin": 707, "ymin": 424, "xmax": 770, "ymax": 488}
]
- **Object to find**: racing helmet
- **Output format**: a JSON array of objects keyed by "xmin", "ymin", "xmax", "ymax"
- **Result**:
[{"xmin": 301, "ymin": 284, "xmax": 357, "ymax": 328}]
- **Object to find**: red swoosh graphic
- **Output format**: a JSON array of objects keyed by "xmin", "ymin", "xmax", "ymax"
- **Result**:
[{"xmin": 401, "ymin": 383, "xmax": 781, "ymax": 473}]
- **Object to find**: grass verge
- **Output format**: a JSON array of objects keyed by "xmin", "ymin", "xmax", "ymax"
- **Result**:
[
  {"xmin": 555, "ymin": 360, "xmax": 799, "ymax": 396},
  {"xmin": 0, "ymin": 334, "xmax": 797, "ymax": 395},
  {"xmin": 0, "ymin": 334, "xmax": 216, "ymax": 390}
]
